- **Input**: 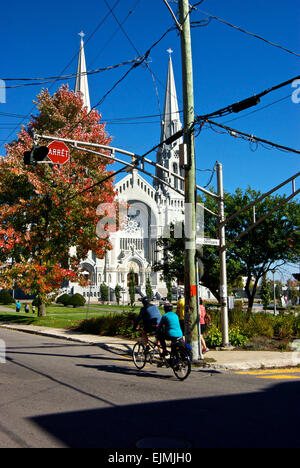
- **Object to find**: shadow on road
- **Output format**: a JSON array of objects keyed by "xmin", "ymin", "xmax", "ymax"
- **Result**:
[{"xmin": 31, "ymin": 380, "xmax": 300, "ymax": 448}]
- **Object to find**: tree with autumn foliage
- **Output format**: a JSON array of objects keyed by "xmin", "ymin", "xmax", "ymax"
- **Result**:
[{"xmin": 0, "ymin": 85, "xmax": 117, "ymax": 316}]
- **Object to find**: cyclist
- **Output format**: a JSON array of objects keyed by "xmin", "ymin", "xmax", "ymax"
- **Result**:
[
  {"xmin": 133, "ymin": 296, "xmax": 162, "ymax": 349},
  {"xmin": 156, "ymin": 302, "xmax": 184, "ymax": 358}
]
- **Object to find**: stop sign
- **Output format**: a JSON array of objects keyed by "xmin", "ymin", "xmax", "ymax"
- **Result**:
[{"xmin": 47, "ymin": 140, "xmax": 70, "ymax": 165}]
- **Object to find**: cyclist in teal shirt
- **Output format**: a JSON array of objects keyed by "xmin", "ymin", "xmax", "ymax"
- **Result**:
[{"xmin": 157, "ymin": 303, "xmax": 183, "ymax": 356}]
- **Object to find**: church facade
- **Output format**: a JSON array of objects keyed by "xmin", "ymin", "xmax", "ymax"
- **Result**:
[{"xmin": 65, "ymin": 37, "xmax": 213, "ymax": 302}]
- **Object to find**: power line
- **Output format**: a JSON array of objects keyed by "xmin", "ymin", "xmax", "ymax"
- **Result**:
[
  {"xmin": 196, "ymin": 74, "xmax": 300, "ymax": 121},
  {"xmin": 0, "ymin": 1, "xmax": 122, "ymax": 151},
  {"xmin": 104, "ymin": 0, "xmax": 163, "ymax": 117},
  {"xmin": 200, "ymin": 119, "xmax": 300, "ymax": 156},
  {"xmin": 1, "ymin": 58, "xmax": 144, "ymax": 88},
  {"xmin": 191, "ymin": 8, "xmax": 300, "ymax": 58},
  {"xmin": 62, "ymin": 24, "xmax": 175, "ymax": 138}
]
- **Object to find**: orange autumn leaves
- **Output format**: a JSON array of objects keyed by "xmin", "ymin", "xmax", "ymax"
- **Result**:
[{"xmin": 0, "ymin": 85, "xmax": 117, "ymax": 301}]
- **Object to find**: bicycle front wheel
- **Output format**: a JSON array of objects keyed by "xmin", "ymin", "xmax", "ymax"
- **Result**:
[
  {"xmin": 171, "ymin": 351, "xmax": 191, "ymax": 381},
  {"xmin": 132, "ymin": 342, "xmax": 147, "ymax": 370}
]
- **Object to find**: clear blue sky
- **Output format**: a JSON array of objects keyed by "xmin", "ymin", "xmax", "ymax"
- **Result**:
[{"xmin": 1, "ymin": 0, "xmax": 299, "ymax": 281}]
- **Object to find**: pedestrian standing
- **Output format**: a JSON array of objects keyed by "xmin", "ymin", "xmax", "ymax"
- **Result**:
[
  {"xmin": 199, "ymin": 298, "xmax": 209, "ymax": 353},
  {"xmin": 25, "ymin": 304, "xmax": 29, "ymax": 313},
  {"xmin": 176, "ymin": 295, "xmax": 185, "ymax": 333},
  {"xmin": 16, "ymin": 301, "xmax": 21, "ymax": 312}
]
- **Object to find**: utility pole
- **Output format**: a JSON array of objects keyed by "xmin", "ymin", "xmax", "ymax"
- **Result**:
[
  {"xmin": 217, "ymin": 162, "xmax": 230, "ymax": 347},
  {"xmin": 178, "ymin": 0, "xmax": 199, "ymax": 360}
]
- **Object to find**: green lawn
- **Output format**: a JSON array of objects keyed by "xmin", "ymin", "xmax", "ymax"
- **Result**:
[{"xmin": 0, "ymin": 303, "xmax": 141, "ymax": 329}]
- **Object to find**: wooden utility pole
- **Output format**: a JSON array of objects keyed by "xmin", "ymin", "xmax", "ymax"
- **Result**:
[{"xmin": 178, "ymin": 0, "xmax": 199, "ymax": 360}]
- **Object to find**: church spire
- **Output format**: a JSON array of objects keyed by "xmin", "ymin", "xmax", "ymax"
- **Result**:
[
  {"xmin": 75, "ymin": 31, "xmax": 91, "ymax": 112},
  {"xmin": 155, "ymin": 51, "xmax": 183, "ymax": 196},
  {"xmin": 160, "ymin": 49, "xmax": 182, "ymax": 142}
]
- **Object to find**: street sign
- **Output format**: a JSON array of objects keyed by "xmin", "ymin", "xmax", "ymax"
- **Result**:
[
  {"xmin": 47, "ymin": 140, "xmax": 70, "ymax": 165},
  {"xmin": 196, "ymin": 237, "xmax": 220, "ymax": 246}
]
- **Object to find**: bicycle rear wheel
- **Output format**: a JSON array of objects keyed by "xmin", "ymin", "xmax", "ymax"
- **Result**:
[
  {"xmin": 132, "ymin": 342, "xmax": 147, "ymax": 370},
  {"xmin": 171, "ymin": 350, "xmax": 191, "ymax": 381}
]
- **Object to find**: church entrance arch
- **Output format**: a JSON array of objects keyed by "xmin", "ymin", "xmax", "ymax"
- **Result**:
[
  {"xmin": 127, "ymin": 272, "xmax": 139, "ymax": 287},
  {"xmin": 126, "ymin": 260, "xmax": 141, "ymax": 287}
]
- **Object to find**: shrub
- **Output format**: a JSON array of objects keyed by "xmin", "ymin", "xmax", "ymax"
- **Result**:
[
  {"xmin": 0, "ymin": 290, "xmax": 15, "ymax": 304},
  {"xmin": 68, "ymin": 293, "xmax": 86, "ymax": 308},
  {"xmin": 76, "ymin": 311, "xmax": 139, "ymax": 338},
  {"xmin": 273, "ymin": 314, "xmax": 294, "ymax": 339},
  {"xmin": 243, "ymin": 313, "xmax": 275, "ymax": 339},
  {"xmin": 229, "ymin": 326, "xmax": 248, "ymax": 347},
  {"xmin": 56, "ymin": 294, "xmax": 71, "ymax": 306},
  {"xmin": 205, "ymin": 325, "xmax": 222, "ymax": 348}
]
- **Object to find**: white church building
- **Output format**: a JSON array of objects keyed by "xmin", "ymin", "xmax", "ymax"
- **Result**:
[{"xmin": 65, "ymin": 35, "xmax": 213, "ymax": 303}]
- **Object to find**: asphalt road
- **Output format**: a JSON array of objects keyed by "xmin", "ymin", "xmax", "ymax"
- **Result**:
[{"xmin": 0, "ymin": 328, "xmax": 299, "ymax": 449}]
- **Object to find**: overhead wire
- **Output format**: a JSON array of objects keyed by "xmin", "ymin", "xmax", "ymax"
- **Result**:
[
  {"xmin": 195, "ymin": 74, "xmax": 300, "ymax": 121},
  {"xmin": 190, "ymin": 7, "xmax": 300, "ymax": 58},
  {"xmin": 1, "ymin": 58, "xmax": 146, "ymax": 89},
  {"xmin": 200, "ymin": 119, "xmax": 300, "ymax": 156},
  {"xmin": 0, "ymin": 0, "xmax": 122, "ymax": 150},
  {"xmin": 104, "ymin": 0, "xmax": 163, "ymax": 118}
]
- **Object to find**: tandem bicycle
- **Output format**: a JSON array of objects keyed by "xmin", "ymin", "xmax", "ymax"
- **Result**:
[{"xmin": 132, "ymin": 336, "xmax": 192, "ymax": 381}]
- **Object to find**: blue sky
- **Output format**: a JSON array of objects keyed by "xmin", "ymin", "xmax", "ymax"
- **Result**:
[{"xmin": 1, "ymin": 0, "xmax": 299, "ymax": 281}]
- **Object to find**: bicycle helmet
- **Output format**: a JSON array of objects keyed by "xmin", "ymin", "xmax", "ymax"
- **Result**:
[
  {"xmin": 164, "ymin": 302, "xmax": 173, "ymax": 312},
  {"xmin": 141, "ymin": 296, "xmax": 151, "ymax": 305}
]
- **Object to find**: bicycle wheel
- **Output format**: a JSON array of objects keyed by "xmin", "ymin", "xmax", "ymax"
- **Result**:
[
  {"xmin": 171, "ymin": 350, "xmax": 191, "ymax": 381},
  {"xmin": 132, "ymin": 342, "xmax": 147, "ymax": 370}
]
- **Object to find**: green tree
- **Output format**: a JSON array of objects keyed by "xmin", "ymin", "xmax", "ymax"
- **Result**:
[
  {"xmin": 146, "ymin": 274, "xmax": 153, "ymax": 300},
  {"xmin": 260, "ymin": 274, "xmax": 272, "ymax": 310},
  {"xmin": 115, "ymin": 284, "xmax": 121, "ymax": 305},
  {"xmin": 166, "ymin": 277, "xmax": 172, "ymax": 302},
  {"xmin": 128, "ymin": 269, "xmax": 136, "ymax": 308},
  {"xmin": 0, "ymin": 290, "xmax": 15, "ymax": 305},
  {"xmin": 153, "ymin": 223, "xmax": 185, "ymax": 285},
  {"xmin": 154, "ymin": 188, "xmax": 299, "ymax": 313},
  {"xmin": 289, "ymin": 284, "xmax": 299, "ymax": 305},
  {"xmin": 201, "ymin": 187, "xmax": 300, "ymax": 312},
  {"xmin": 100, "ymin": 283, "xmax": 109, "ymax": 303}
]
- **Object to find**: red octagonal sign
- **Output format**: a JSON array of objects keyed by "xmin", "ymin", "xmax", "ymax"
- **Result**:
[{"xmin": 47, "ymin": 140, "xmax": 70, "ymax": 165}]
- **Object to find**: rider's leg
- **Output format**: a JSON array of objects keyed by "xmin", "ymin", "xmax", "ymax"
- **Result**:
[{"xmin": 141, "ymin": 329, "xmax": 149, "ymax": 346}]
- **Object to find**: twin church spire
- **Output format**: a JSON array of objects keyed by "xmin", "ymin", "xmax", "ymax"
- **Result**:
[
  {"xmin": 74, "ymin": 38, "xmax": 182, "ymax": 194},
  {"xmin": 75, "ymin": 31, "xmax": 91, "ymax": 112}
]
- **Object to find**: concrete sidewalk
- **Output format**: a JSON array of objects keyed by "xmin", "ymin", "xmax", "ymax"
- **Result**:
[{"xmin": 1, "ymin": 322, "xmax": 300, "ymax": 370}]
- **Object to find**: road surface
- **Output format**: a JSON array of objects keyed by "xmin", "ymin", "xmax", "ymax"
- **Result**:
[{"xmin": 0, "ymin": 328, "xmax": 299, "ymax": 448}]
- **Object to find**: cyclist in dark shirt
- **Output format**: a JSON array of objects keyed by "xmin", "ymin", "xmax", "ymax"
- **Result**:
[{"xmin": 133, "ymin": 296, "xmax": 162, "ymax": 348}]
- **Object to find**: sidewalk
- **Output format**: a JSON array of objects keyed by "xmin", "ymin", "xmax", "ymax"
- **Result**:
[{"xmin": 1, "ymin": 321, "xmax": 300, "ymax": 370}]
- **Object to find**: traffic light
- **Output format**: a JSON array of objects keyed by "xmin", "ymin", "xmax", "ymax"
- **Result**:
[{"xmin": 23, "ymin": 145, "xmax": 49, "ymax": 165}]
